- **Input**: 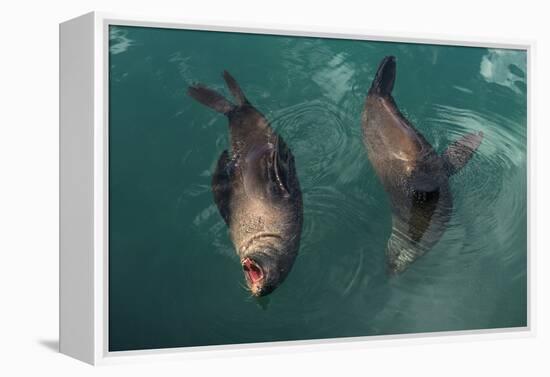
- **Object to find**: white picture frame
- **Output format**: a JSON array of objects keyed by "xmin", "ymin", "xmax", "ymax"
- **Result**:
[{"xmin": 59, "ymin": 11, "xmax": 534, "ymax": 365}]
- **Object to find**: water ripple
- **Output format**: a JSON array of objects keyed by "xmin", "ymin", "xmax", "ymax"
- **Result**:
[
  {"xmin": 480, "ymin": 49, "xmax": 527, "ymax": 95},
  {"xmin": 109, "ymin": 26, "xmax": 135, "ymax": 55},
  {"xmin": 271, "ymin": 99, "xmax": 362, "ymax": 187}
]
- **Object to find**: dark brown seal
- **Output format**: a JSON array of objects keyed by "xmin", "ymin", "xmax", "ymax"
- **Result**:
[
  {"xmin": 362, "ymin": 56, "xmax": 483, "ymax": 274},
  {"xmin": 188, "ymin": 72, "xmax": 303, "ymax": 296}
]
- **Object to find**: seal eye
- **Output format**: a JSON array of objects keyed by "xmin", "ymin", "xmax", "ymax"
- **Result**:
[{"xmin": 242, "ymin": 258, "xmax": 264, "ymax": 284}]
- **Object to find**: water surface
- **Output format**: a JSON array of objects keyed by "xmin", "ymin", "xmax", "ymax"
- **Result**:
[{"xmin": 108, "ymin": 26, "xmax": 527, "ymax": 351}]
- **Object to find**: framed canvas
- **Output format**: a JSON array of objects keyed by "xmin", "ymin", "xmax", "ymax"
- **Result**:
[{"xmin": 59, "ymin": 11, "xmax": 533, "ymax": 365}]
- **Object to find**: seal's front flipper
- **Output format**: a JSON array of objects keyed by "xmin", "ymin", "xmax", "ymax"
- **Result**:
[
  {"xmin": 188, "ymin": 85, "xmax": 234, "ymax": 115},
  {"xmin": 242, "ymin": 136, "xmax": 296, "ymax": 201},
  {"xmin": 212, "ymin": 150, "xmax": 234, "ymax": 224},
  {"xmin": 269, "ymin": 136, "xmax": 296, "ymax": 199},
  {"xmin": 441, "ymin": 131, "xmax": 484, "ymax": 176}
]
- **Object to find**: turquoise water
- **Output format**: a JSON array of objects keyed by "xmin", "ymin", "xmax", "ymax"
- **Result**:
[{"xmin": 108, "ymin": 26, "xmax": 527, "ymax": 351}]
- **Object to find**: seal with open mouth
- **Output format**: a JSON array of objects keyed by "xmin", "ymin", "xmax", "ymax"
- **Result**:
[
  {"xmin": 188, "ymin": 71, "xmax": 303, "ymax": 296},
  {"xmin": 362, "ymin": 56, "xmax": 483, "ymax": 274}
]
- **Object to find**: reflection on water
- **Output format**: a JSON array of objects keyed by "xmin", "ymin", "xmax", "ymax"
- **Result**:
[
  {"xmin": 109, "ymin": 27, "xmax": 135, "ymax": 55},
  {"xmin": 480, "ymin": 49, "xmax": 527, "ymax": 94},
  {"xmin": 108, "ymin": 26, "xmax": 527, "ymax": 351}
]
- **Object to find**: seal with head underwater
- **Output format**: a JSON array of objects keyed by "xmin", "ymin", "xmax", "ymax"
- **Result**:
[
  {"xmin": 362, "ymin": 56, "xmax": 484, "ymax": 274},
  {"xmin": 188, "ymin": 71, "xmax": 303, "ymax": 296}
]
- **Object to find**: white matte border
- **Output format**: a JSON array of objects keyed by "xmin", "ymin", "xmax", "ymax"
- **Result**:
[{"xmin": 90, "ymin": 11, "xmax": 534, "ymax": 365}]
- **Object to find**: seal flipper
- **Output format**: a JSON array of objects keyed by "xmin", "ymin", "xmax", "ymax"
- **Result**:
[
  {"xmin": 222, "ymin": 71, "xmax": 249, "ymax": 106},
  {"xmin": 269, "ymin": 136, "xmax": 295, "ymax": 198},
  {"xmin": 188, "ymin": 85, "xmax": 235, "ymax": 115},
  {"xmin": 369, "ymin": 56, "xmax": 396, "ymax": 96},
  {"xmin": 441, "ymin": 131, "xmax": 484, "ymax": 176},
  {"xmin": 242, "ymin": 136, "xmax": 295, "ymax": 200},
  {"xmin": 212, "ymin": 150, "xmax": 234, "ymax": 224}
]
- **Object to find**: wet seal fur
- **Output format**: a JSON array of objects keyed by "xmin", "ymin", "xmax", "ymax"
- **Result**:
[
  {"xmin": 362, "ymin": 56, "xmax": 483, "ymax": 274},
  {"xmin": 188, "ymin": 71, "xmax": 303, "ymax": 296}
]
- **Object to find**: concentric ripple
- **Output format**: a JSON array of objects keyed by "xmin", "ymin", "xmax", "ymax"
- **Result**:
[{"xmin": 271, "ymin": 99, "xmax": 360, "ymax": 186}]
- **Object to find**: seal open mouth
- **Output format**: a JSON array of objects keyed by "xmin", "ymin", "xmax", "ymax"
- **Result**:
[{"xmin": 242, "ymin": 258, "xmax": 264, "ymax": 285}]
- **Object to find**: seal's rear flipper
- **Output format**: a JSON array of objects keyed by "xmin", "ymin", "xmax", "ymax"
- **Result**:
[
  {"xmin": 442, "ymin": 131, "xmax": 484, "ymax": 176},
  {"xmin": 188, "ymin": 85, "xmax": 234, "ymax": 115},
  {"xmin": 223, "ymin": 71, "xmax": 249, "ymax": 106},
  {"xmin": 369, "ymin": 56, "xmax": 397, "ymax": 96}
]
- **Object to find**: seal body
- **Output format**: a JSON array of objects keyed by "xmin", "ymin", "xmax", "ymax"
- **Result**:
[
  {"xmin": 362, "ymin": 56, "xmax": 483, "ymax": 273},
  {"xmin": 188, "ymin": 72, "xmax": 303, "ymax": 296}
]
